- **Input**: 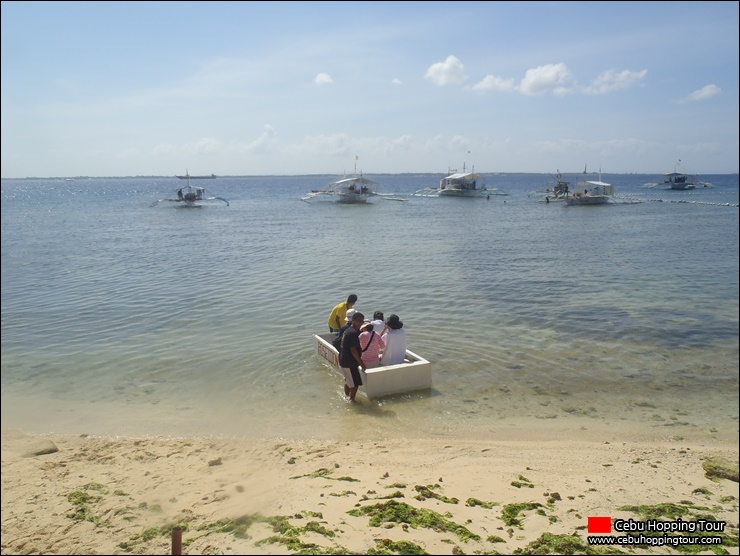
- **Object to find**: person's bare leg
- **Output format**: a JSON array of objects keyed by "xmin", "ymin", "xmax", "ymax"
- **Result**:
[{"xmin": 349, "ymin": 386, "xmax": 358, "ymax": 401}]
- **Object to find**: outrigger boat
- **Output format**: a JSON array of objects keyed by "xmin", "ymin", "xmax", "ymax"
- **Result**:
[
  {"xmin": 437, "ymin": 163, "xmax": 487, "ymax": 197},
  {"xmin": 176, "ymin": 173, "xmax": 217, "ymax": 179},
  {"xmin": 532, "ymin": 170, "xmax": 570, "ymax": 203},
  {"xmin": 151, "ymin": 170, "xmax": 229, "ymax": 207},
  {"xmin": 564, "ymin": 169, "xmax": 613, "ymax": 206},
  {"xmin": 663, "ymin": 160, "xmax": 697, "ymax": 190},
  {"xmin": 302, "ymin": 159, "xmax": 381, "ymax": 204},
  {"xmin": 412, "ymin": 162, "xmax": 506, "ymax": 198},
  {"xmin": 313, "ymin": 333, "xmax": 432, "ymax": 398}
]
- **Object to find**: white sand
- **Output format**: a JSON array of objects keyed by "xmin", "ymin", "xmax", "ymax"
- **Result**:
[{"xmin": 2, "ymin": 427, "xmax": 738, "ymax": 555}]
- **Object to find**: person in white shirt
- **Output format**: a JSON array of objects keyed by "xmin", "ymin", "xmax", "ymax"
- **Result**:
[
  {"xmin": 380, "ymin": 314, "xmax": 406, "ymax": 366},
  {"xmin": 370, "ymin": 310, "xmax": 385, "ymax": 334}
]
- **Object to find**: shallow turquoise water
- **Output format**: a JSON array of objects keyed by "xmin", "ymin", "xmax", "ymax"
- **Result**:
[{"xmin": 2, "ymin": 173, "xmax": 738, "ymax": 442}]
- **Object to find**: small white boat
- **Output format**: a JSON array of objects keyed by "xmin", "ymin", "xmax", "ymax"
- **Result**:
[
  {"xmin": 564, "ymin": 169, "xmax": 613, "ymax": 206},
  {"xmin": 302, "ymin": 175, "xmax": 377, "ymax": 204},
  {"xmin": 664, "ymin": 173, "xmax": 695, "ymax": 190},
  {"xmin": 313, "ymin": 333, "xmax": 432, "ymax": 398},
  {"xmin": 330, "ymin": 175, "xmax": 377, "ymax": 203},
  {"xmin": 438, "ymin": 163, "xmax": 487, "ymax": 197},
  {"xmin": 532, "ymin": 170, "xmax": 570, "ymax": 203},
  {"xmin": 565, "ymin": 181, "xmax": 613, "ymax": 205},
  {"xmin": 151, "ymin": 170, "xmax": 229, "ymax": 207},
  {"xmin": 176, "ymin": 173, "xmax": 217, "ymax": 179},
  {"xmin": 302, "ymin": 160, "xmax": 380, "ymax": 204},
  {"xmin": 663, "ymin": 161, "xmax": 697, "ymax": 190}
]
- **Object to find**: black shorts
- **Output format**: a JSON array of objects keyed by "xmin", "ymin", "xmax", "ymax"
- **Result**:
[{"xmin": 349, "ymin": 365, "xmax": 363, "ymax": 387}]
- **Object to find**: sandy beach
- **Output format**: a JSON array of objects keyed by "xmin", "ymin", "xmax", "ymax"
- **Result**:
[{"xmin": 2, "ymin": 427, "xmax": 737, "ymax": 555}]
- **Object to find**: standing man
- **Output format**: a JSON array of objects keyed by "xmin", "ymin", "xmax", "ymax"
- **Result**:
[
  {"xmin": 328, "ymin": 294, "xmax": 358, "ymax": 333},
  {"xmin": 339, "ymin": 311, "xmax": 366, "ymax": 402}
]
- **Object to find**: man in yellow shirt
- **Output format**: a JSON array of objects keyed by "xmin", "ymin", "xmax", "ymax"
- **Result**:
[{"xmin": 328, "ymin": 294, "xmax": 358, "ymax": 333}]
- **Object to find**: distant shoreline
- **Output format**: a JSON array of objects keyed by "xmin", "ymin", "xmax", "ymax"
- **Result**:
[{"xmin": 3, "ymin": 172, "xmax": 739, "ymax": 180}]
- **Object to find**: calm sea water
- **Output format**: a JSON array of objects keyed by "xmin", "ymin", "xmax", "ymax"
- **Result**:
[{"xmin": 2, "ymin": 173, "xmax": 738, "ymax": 443}]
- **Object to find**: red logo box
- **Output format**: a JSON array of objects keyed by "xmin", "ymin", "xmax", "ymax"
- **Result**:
[{"xmin": 588, "ymin": 516, "xmax": 612, "ymax": 533}]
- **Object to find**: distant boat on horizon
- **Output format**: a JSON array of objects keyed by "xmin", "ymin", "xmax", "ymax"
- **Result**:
[{"xmin": 176, "ymin": 172, "xmax": 217, "ymax": 179}]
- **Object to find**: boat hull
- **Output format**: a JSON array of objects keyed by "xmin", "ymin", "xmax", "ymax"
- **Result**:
[
  {"xmin": 437, "ymin": 189, "xmax": 486, "ymax": 197},
  {"xmin": 564, "ymin": 195, "xmax": 609, "ymax": 205},
  {"xmin": 336, "ymin": 193, "xmax": 372, "ymax": 204},
  {"xmin": 313, "ymin": 333, "xmax": 432, "ymax": 398}
]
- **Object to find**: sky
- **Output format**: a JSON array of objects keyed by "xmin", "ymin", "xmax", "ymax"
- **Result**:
[{"xmin": 1, "ymin": 1, "xmax": 738, "ymax": 178}]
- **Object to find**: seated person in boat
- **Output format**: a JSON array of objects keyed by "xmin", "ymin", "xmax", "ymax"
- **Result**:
[
  {"xmin": 380, "ymin": 314, "xmax": 406, "ymax": 366},
  {"xmin": 359, "ymin": 322, "xmax": 385, "ymax": 369}
]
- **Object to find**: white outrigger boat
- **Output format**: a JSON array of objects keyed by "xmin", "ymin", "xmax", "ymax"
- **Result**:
[
  {"xmin": 313, "ymin": 333, "xmax": 432, "ymax": 398},
  {"xmin": 564, "ymin": 180, "xmax": 613, "ymax": 205},
  {"xmin": 531, "ymin": 170, "xmax": 570, "ymax": 203},
  {"xmin": 412, "ymin": 162, "xmax": 506, "ymax": 198},
  {"xmin": 663, "ymin": 160, "xmax": 697, "ymax": 190},
  {"xmin": 151, "ymin": 170, "xmax": 229, "ymax": 208},
  {"xmin": 564, "ymin": 168, "xmax": 613, "ymax": 206},
  {"xmin": 438, "ymin": 164, "xmax": 485, "ymax": 197},
  {"xmin": 302, "ymin": 159, "xmax": 380, "ymax": 204}
]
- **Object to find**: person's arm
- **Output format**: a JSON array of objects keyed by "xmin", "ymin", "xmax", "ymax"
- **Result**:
[{"xmin": 350, "ymin": 346, "xmax": 366, "ymax": 370}]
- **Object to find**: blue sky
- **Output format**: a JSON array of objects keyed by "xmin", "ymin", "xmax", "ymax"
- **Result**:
[{"xmin": 2, "ymin": 1, "xmax": 738, "ymax": 177}]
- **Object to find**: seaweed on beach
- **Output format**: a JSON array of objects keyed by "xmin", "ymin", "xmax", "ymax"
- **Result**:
[
  {"xmin": 368, "ymin": 538, "xmax": 428, "ymax": 554},
  {"xmin": 466, "ymin": 497, "xmax": 499, "ymax": 509},
  {"xmin": 617, "ymin": 502, "xmax": 691, "ymax": 521},
  {"xmin": 65, "ymin": 482, "xmax": 111, "ymax": 527},
  {"xmin": 290, "ymin": 467, "xmax": 360, "ymax": 482},
  {"xmin": 702, "ymin": 457, "xmax": 739, "ymax": 482},
  {"xmin": 118, "ymin": 522, "xmax": 192, "ymax": 551},
  {"xmin": 254, "ymin": 515, "xmax": 344, "ymax": 553},
  {"xmin": 348, "ymin": 500, "xmax": 480, "ymax": 542},
  {"xmin": 500, "ymin": 502, "xmax": 544, "ymax": 528},
  {"xmin": 414, "ymin": 484, "xmax": 459, "ymax": 504}
]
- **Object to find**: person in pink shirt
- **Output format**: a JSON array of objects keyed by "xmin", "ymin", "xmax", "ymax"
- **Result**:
[{"xmin": 359, "ymin": 322, "xmax": 385, "ymax": 369}]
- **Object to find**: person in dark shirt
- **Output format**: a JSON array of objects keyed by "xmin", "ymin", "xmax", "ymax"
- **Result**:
[
  {"xmin": 333, "ymin": 308, "xmax": 357, "ymax": 348},
  {"xmin": 339, "ymin": 311, "xmax": 366, "ymax": 401}
]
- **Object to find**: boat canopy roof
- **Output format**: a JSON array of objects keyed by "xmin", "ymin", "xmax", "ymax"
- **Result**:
[
  {"xmin": 444, "ymin": 172, "xmax": 480, "ymax": 180},
  {"xmin": 664, "ymin": 172, "xmax": 687, "ymax": 177},
  {"xmin": 578, "ymin": 180, "xmax": 611, "ymax": 187},
  {"xmin": 334, "ymin": 176, "xmax": 376, "ymax": 186}
]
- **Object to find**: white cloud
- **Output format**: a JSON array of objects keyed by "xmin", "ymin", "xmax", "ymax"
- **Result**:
[
  {"xmin": 424, "ymin": 55, "xmax": 467, "ymax": 86},
  {"xmin": 314, "ymin": 72, "xmax": 333, "ymax": 85},
  {"xmin": 583, "ymin": 69, "xmax": 647, "ymax": 95},
  {"xmin": 387, "ymin": 134, "xmax": 413, "ymax": 152},
  {"xmin": 392, "ymin": 78, "xmax": 402, "ymax": 86},
  {"xmin": 680, "ymin": 84, "xmax": 722, "ymax": 103},
  {"xmin": 472, "ymin": 74, "xmax": 517, "ymax": 93},
  {"xmin": 234, "ymin": 124, "xmax": 277, "ymax": 154},
  {"xmin": 296, "ymin": 133, "xmax": 353, "ymax": 158},
  {"xmin": 519, "ymin": 63, "xmax": 574, "ymax": 96}
]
